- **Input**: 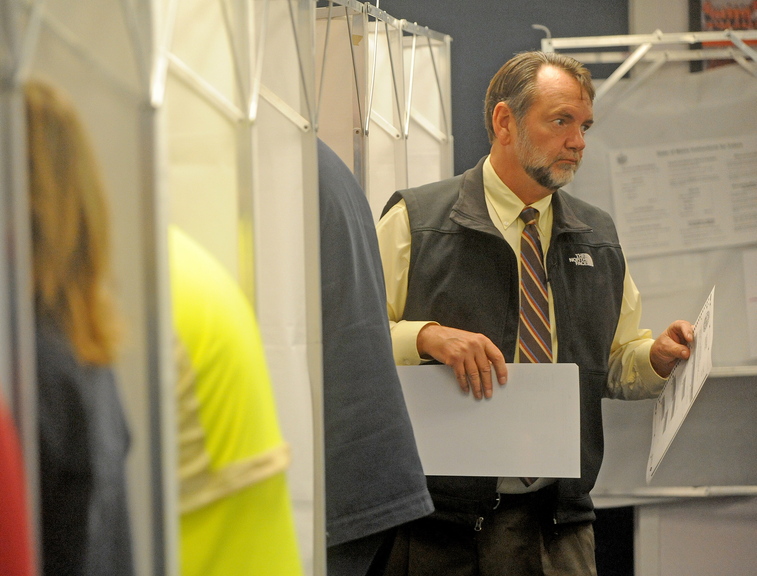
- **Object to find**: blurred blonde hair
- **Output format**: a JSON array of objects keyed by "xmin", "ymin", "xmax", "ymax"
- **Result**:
[{"xmin": 25, "ymin": 79, "xmax": 119, "ymax": 365}]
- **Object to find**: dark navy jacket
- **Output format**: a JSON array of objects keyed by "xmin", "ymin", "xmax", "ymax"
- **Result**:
[
  {"xmin": 36, "ymin": 319, "xmax": 134, "ymax": 576},
  {"xmin": 319, "ymin": 139, "xmax": 434, "ymax": 547},
  {"xmin": 382, "ymin": 156, "xmax": 626, "ymax": 526}
]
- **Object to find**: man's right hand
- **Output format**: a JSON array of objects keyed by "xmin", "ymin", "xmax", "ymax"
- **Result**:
[{"xmin": 416, "ymin": 324, "xmax": 508, "ymax": 400}]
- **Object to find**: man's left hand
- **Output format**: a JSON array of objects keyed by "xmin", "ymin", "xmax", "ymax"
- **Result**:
[{"xmin": 650, "ymin": 320, "xmax": 694, "ymax": 378}]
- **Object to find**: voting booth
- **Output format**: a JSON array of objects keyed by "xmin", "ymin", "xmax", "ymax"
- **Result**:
[
  {"xmin": 163, "ymin": 0, "xmax": 321, "ymax": 570},
  {"xmin": 1, "ymin": 0, "xmax": 321, "ymax": 573},
  {"xmin": 315, "ymin": 0, "xmax": 453, "ymax": 220},
  {"xmin": 0, "ymin": 1, "xmax": 449, "ymax": 574},
  {"xmin": 1, "ymin": 2, "xmax": 175, "ymax": 574},
  {"xmin": 543, "ymin": 29, "xmax": 757, "ymax": 575}
]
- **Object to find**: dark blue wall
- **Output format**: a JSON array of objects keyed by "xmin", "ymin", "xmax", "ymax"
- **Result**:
[{"xmin": 375, "ymin": 1, "xmax": 628, "ymax": 173}]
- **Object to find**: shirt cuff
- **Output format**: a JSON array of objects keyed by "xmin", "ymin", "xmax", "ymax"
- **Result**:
[
  {"xmin": 635, "ymin": 340, "xmax": 668, "ymax": 396},
  {"xmin": 391, "ymin": 321, "xmax": 438, "ymax": 366}
]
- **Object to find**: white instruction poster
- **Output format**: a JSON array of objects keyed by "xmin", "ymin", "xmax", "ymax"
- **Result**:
[
  {"xmin": 609, "ymin": 136, "xmax": 757, "ymax": 258},
  {"xmin": 647, "ymin": 286, "xmax": 715, "ymax": 483}
]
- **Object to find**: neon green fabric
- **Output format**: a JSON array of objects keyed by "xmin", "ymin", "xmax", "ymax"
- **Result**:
[{"xmin": 169, "ymin": 225, "xmax": 302, "ymax": 576}]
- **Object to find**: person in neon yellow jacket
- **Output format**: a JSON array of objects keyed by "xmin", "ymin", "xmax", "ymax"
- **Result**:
[{"xmin": 169, "ymin": 225, "xmax": 302, "ymax": 576}]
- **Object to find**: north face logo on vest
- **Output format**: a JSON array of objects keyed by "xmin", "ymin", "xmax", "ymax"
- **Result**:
[{"xmin": 569, "ymin": 253, "xmax": 594, "ymax": 267}]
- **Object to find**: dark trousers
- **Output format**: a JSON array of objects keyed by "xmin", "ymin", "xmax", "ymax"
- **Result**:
[
  {"xmin": 327, "ymin": 528, "xmax": 396, "ymax": 576},
  {"xmin": 382, "ymin": 493, "xmax": 597, "ymax": 576}
]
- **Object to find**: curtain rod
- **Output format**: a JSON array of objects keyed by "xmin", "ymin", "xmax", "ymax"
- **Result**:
[
  {"xmin": 317, "ymin": 1, "xmax": 450, "ymax": 41},
  {"xmin": 540, "ymin": 28, "xmax": 757, "ymax": 100},
  {"xmin": 541, "ymin": 28, "xmax": 757, "ymax": 51}
]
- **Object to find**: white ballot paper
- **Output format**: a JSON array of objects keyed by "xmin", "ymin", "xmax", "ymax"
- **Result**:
[
  {"xmin": 397, "ymin": 363, "xmax": 580, "ymax": 478},
  {"xmin": 646, "ymin": 286, "xmax": 715, "ymax": 484}
]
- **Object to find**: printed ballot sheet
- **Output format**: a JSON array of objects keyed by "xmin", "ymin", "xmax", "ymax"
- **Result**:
[
  {"xmin": 647, "ymin": 286, "xmax": 715, "ymax": 484},
  {"xmin": 397, "ymin": 363, "xmax": 580, "ymax": 478}
]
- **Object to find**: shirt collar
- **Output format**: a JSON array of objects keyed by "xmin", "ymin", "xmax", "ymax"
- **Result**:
[{"xmin": 483, "ymin": 155, "xmax": 553, "ymax": 236}]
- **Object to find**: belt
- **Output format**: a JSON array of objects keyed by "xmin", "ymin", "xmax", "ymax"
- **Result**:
[
  {"xmin": 427, "ymin": 484, "xmax": 556, "ymax": 530},
  {"xmin": 492, "ymin": 490, "xmax": 545, "ymax": 510}
]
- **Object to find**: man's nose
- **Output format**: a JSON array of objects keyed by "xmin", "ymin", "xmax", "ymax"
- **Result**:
[{"xmin": 566, "ymin": 128, "xmax": 586, "ymax": 152}]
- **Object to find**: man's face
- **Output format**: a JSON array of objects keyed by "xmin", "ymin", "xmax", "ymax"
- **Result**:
[{"xmin": 514, "ymin": 67, "xmax": 594, "ymax": 191}]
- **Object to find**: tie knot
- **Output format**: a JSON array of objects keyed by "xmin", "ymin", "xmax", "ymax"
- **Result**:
[{"xmin": 520, "ymin": 207, "xmax": 539, "ymax": 226}]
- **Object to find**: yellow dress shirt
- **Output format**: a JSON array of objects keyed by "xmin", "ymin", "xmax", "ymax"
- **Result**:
[{"xmin": 376, "ymin": 155, "xmax": 666, "ymax": 400}]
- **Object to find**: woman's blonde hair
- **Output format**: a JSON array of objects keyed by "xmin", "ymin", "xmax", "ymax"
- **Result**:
[{"xmin": 26, "ymin": 79, "xmax": 119, "ymax": 365}]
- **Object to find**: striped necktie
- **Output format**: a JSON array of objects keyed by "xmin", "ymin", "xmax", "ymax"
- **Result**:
[
  {"xmin": 518, "ymin": 207, "xmax": 552, "ymax": 364},
  {"xmin": 518, "ymin": 207, "xmax": 552, "ymax": 488}
]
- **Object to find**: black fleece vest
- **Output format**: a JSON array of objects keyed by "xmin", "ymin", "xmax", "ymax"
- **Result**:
[{"xmin": 383, "ymin": 158, "xmax": 626, "ymax": 525}]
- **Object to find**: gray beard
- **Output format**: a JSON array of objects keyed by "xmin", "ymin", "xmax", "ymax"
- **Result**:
[
  {"xmin": 515, "ymin": 127, "xmax": 579, "ymax": 191},
  {"xmin": 524, "ymin": 163, "xmax": 575, "ymax": 191}
]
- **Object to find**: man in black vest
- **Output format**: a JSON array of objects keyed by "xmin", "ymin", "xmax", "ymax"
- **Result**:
[{"xmin": 376, "ymin": 51, "xmax": 694, "ymax": 575}]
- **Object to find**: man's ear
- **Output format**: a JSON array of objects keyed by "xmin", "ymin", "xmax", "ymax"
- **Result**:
[{"xmin": 491, "ymin": 101, "xmax": 516, "ymax": 145}]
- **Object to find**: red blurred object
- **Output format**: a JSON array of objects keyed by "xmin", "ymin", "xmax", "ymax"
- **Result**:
[{"xmin": 0, "ymin": 399, "xmax": 36, "ymax": 576}]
